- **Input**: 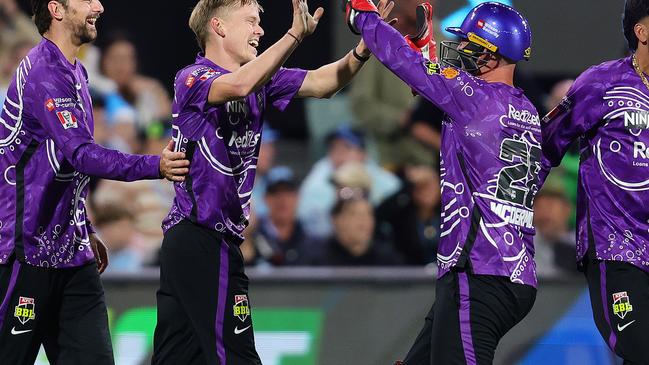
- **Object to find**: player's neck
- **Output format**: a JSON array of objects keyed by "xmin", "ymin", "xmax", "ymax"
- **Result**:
[
  {"xmin": 43, "ymin": 30, "xmax": 80, "ymax": 65},
  {"xmin": 205, "ymin": 45, "xmax": 242, "ymax": 72},
  {"xmin": 479, "ymin": 65, "xmax": 515, "ymax": 86},
  {"xmin": 634, "ymin": 48, "xmax": 649, "ymax": 75}
]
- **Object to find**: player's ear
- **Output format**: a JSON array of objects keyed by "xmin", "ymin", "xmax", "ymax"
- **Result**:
[
  {"xmin": 210, "ymin": 17, "xmax": 226, "ymax": 38},
  {"xmin": 634, "ymin": 22, "xmax": 649, "ymax": 47},
  {"xmin": 48, "ymin": 0, "xmax": 65, "ymax": 21}
]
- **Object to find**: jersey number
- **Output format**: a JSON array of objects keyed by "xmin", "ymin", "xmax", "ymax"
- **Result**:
[{"xmin": 496, "ymin": 138, "xmax": 541, "ymax": 209}]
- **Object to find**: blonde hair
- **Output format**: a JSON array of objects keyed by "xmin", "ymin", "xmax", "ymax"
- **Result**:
[{"xmin": 189, "ymin": 0, "xmax": 263, "ymax": 51}]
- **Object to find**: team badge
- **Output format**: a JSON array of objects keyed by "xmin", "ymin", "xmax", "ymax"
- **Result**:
[
  {"xmin": 45, "ymin": 98, "xmax": 55, "ymax": 112},
  {"xmin": 185, "ymin": 75, "xmax": 196, "ymax": 88},
  {"xmin": 14, "ymin": 297, "xmax": 36, "ymax": 325},
  {"xmin": 612, "ymin": 291, "xmax": 633, "ymax": 319},
  {"xmin": 56, "ymin": 110, "xmax": 78, "ymax": 129},
  {"xmin": 425, "ymin": 61, "xmax": 440, "ymax": 75},
  {"xmin": 233, "ymin": 294, "xmax": 250, "ymax": 322},
  {"xmin": 441, "ymin": 67, "xmax": 460, "ymax": 80},
  {"xmin": 199, "ymin": 69, "xmax": 218, "ymax": 81}
]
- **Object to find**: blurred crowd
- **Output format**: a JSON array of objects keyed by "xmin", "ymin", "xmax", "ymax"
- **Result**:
[{"xmin": 0, "ymin": 0, "xmax": 581, "ymax": 277}]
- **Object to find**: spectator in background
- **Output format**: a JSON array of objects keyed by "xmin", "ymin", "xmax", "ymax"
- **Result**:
[
  {"xmin": 544, "ymin": 79, "xmax": 575, "ymax": 115},
  {"xmin": 253, "ymin": 167, "xmax": 313, "ymax": 266},
  {"xmin": 376, "ymin": 165, "xmax": 441, "ymax": 265},
  {"xmin": 0, "ymin": 0, "xmax": 40, "ymax": 82},
  {"xmin": 92, "ymin": 204, "xmax": 145, "ymax": 273},
  {"xmin": 298, "ymin": 126, "xmax": 400, "ymax": 238},
  {"xmin": 533, "ymin": 181, "xmax": 577, "ymax": 277},
  {"xmin": 251, "ymin": 126, "xmax": 279, "ymax": 218},
  {"xmin": 349, "ymin": 0, "xmax": 437, "ymax": 169},
  {"xmin": 99, "ymin": 34, "xmax": 172, "ymax": 131},
  {"xmin": 309, "ymin": 188, "xmax": 401, "ymax": 266},
  {"xmin": 408, "ymin": 97, "xmax": 445, "ymax": 153},
  {"xmin": 0, "ymin": 39, "xmax": 35, "ymax": 104}
]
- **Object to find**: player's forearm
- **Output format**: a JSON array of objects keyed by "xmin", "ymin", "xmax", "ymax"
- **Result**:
[
  {"xmin": 208, "ymin": 33, "xmax": 300, "ymax": 104},
  {"xmin": 67, "ymin": 141, "xmax": 161, "ymax": 181},
  {"xmin": 298, "ymin": 49, "xmax": 367, "ymax": 98},
  {"xmin": 355, "ymin": 12, "xmax": 428, "ymax": 96}
]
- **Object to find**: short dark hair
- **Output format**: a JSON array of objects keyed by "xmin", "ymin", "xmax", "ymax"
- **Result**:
[
  {"xmin": 624, "ymin": 0, "xmax": 649, "ymax": 51},
  {"xmin": 32, "ymin": 0, "xmax": 68, "ymax": 35}
]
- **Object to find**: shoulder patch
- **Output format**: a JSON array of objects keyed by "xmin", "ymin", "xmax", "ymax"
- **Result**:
[
  {"xmin": 425, "ymin": 61, "xmax": 441, "ymax": 75},
  {"xmin": 441, "ymin": 67, "xmax": 460, "ymax": 80}
]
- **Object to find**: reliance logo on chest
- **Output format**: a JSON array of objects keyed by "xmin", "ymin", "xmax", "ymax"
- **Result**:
[
  {"xmin": 228, "ymin": 130, "xmax": 261, "ymax": 149},
  {"xmin": 507, "ymin": 104, "xmax": 540, "ymax": 126}
]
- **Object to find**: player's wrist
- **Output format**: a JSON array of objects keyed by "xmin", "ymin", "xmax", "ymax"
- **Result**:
[
  {"xmin": 352, "ymin": 46, "xmax": 371, "ymax": 62},
  {"xmin": 287, "ymin": 28, "xmax": 304, "ymax": 44}
]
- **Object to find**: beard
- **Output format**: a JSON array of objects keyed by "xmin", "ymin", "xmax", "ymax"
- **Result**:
[{"xmin": 73, "ymin": 21, "xmax": 97, "ymax": 45}]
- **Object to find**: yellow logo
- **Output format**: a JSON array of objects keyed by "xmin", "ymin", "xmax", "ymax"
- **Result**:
[
  {"xmin": 467, "ymin": 32, "xmax": 498, "ymax": 52},
  {"xmin": 14, "ymin": 297, "xmax": 36, "ymax": 325},
  {"xmin": 441, "ymin": 68, "xmax": 460, "ymax": 80},
  {"xmin": 426, "ymin": 62, "xmax": 441, "ymax": 75},
  {"xmin": 524, "ymin": 47, "xmax": 532, "ymax": 60},
  {"xmin": 233, "ymin": 294, "xmax": 250, "ymax": 322}
]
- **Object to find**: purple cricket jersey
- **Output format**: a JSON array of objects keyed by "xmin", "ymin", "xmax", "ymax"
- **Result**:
[
  {"xmin": 162, "ymin": 55, "xmax": 306, "ymax": 239},
  {"xmin": 0, "ymin": 38, "xmax": 161, "ymax": 268},
  {"xmin": 356, "ymin": 13, "xmax": 541, "ymax": 287},
  {"xmin": 542, "ymin": 56, "xmax": 649, "ymax": 273}
]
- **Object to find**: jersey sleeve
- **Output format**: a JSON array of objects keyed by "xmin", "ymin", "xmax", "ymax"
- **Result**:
[
  {"xmin": 355, "ymin": 12, "xmax": 486, "ymax": 123},
  {"xmin": 25, "ymin": 66, "xmax": 160, "ymax": 181},
  {"xmin": 173, "ymin": 67, "xmax": 221, "ymax": 140},
  {"xmin": 266, "ymin": 67, "xmax": 307, "ymax": 111},
  {"xmin": 541, "ymin": 67, "xmax": 606, "ymax": 171}
]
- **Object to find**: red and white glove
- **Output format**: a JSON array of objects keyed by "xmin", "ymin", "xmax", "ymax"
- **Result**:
[
  {"xmin": 342, "ymin": 0, "xmax": 379, "ymax": 35},
  {"xmin": 405, "ymin": 2, "xmax": 437, "ymax": 62}
]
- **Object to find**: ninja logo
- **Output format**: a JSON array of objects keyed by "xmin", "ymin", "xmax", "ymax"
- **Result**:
[{"xmin": 624, "ymin": 111, "xmax": 649, "ymax": 130}]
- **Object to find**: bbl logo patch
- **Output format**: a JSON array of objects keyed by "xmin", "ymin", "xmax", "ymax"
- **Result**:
[
  {"xmin": 441, "ymin": 67, "xmax": 460, "ymax": 80},
  {"xmin": 14, "ymin": 297, "xmax": 36, "ymax": 325},
  {"xmin": 612, "ymin": 291, "xmax": 633, "ymax": 319},
  {"xmin": 425, "ymin": 61, "xmax": 441, "ymax": 75},
  {"xmin": 233, "ymin": 294, "xmax": 250, "ymax": 322}
]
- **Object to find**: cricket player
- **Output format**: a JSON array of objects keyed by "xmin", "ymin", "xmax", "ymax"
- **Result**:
[
  {"xmin": 541, "ymin": 1, "xmax": 649, "ymax": 362},
  {"xmin": 344, "ymin": 1, "xmax": 539, "ymax": 363},
  {"xmin": 0, "ymin": 0, "xmax": 190, "ymax": 363},
  {"xmin": 153, "ymin": 0, "xmax": 394, "ymax": 363}
]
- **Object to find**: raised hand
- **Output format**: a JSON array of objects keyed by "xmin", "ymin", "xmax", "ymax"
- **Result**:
[
  {"xmin": 356, "ymin": 0, "xmax": 396, "ymax": 58},
  {"xmin": 290, "ymin": 0, "xmax": 325, "ymax": 41}
]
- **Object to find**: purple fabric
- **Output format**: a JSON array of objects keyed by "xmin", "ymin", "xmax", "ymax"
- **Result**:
[
  {"xmin": 0, "ymin": 38, "xmax": 160, "ymax": 268},
  {"xmin": 458, "ymin": 272, "xmax": 476, "ymax": 365},
  {"xmin": 357, "ymin": 13, "xmax": 540, "ymax": 287},
  {"xmin": 542, "ymin": 56, "xmax": 649, "ymax": 274},
  {"xmin": 162, "ymin": 55, "xmax": 307, "ymax": 240},
  {"xmin": 599, "ymin": 262, "xmax": 617, "ymax": 350},
  {"xmin": 216, "ymin": 239, "xmax": 230, "ymax": 364},
  {"xmin": 0, "ymin": 260, "xmax": 21, "ymax": 330}
]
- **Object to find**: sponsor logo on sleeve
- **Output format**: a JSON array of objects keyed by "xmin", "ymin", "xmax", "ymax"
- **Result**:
[
  {"xmin": 425, "ymin": 61, "xmax": 441, "ymax": 75},
  {"xmin": 441, "ymin": 67, "xmax": 460, "ymax": 80},
  {"xmin": 199, "ymin": 69, "xmax": 218, "ymax": 81},
  {"xmin": 233, "ymin": 294, "xmax": 250, "ymax": 322},
  {"xmin": 14, "ymin": 297, "xmax": 36, "ymax": 325},
  {"xmin": 56, "ymin": 110, "xmax": 78, "ymax": 129},
  {"xmin": 612, "ymin": 291, "xmax": 633, "ymax": 319},
  {"xmin": 45, "ymin": 99, "xmax": 55, "ymax": 112},
  {"xmin": 185, "ymin": 75, "xmax": 196, "ymax": 88}
]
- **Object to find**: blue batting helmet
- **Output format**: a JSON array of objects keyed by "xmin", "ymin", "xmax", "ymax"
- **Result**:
[{"xmin": 445, "ymin": 2, "xmax": 532, "ymax": 62}]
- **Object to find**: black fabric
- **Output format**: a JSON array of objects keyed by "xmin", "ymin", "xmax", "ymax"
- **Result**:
[
  {"xmin": 153, "ymin": 220, "xmax": 261, "ymax": 365},
  {"xmin": 0, "ymin": 258, "xmax": 113, "ymax": 365},
  {"xmin": 308, "ymin": 236, "xmax": 402, "ymax": 266},
  {"xmin": 13, "ymin": 140, "xmax": 39, "ymax": 261},
  {"xmin": 401, "ymin": 271, "xmax": 536, "ymax": 365},
  {"xmin": 584, "ymin": 259, "xmax": 649, "ymax": 365}
]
